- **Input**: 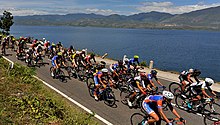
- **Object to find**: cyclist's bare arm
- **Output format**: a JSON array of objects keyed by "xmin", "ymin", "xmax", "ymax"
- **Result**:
[
  {"xmin": 136, "ymin": 81, "xmax": 146, "ymax": 95},
  {"xmin": 158, "ymin": 108, "xmax": 171, "ymax": 123}
]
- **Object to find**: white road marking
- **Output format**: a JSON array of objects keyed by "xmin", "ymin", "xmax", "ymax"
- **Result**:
[{"xmin": 3, "ymin": 56, "xmax": 113, "ymax": 125}]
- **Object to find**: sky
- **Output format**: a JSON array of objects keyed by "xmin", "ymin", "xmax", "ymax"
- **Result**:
[{"xmin": 1, "ymin": 0, "xmax": 220, "ymax": 16}]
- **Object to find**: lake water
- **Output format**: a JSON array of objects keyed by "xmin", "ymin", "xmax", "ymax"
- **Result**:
[{"xmin": 10, "ymin": 25, "xmax": 220, "ymax": 81}]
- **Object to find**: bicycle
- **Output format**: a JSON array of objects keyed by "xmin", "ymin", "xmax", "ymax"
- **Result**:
[
  {"xmin": 169, "ymin": 82, "xmax": 190, "ymax": 96},
  {"xmin": 204, "ymin": 112, "xmax": 220, "ymax": 125},
  {"xmin": 50, "ymin": 66, "xmax": 66, "ymax": 82},
  {"xmin": 175, "ymin": 94, "xmax": 219, "ymax": 115},
  {"xmin": 120, "ymin": 82, "xmax": 166, "ymax": 109},
  {"xmin": 88, "ymin": 82, "xmax": 116, "ymax": 107},
  {"xmin": 130, "ymin": 112, "xmax": 185, "ymax": 125}
]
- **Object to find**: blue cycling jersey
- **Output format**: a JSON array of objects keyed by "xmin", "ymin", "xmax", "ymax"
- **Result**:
[{"xmin": 52, "ymin": 55, "xmax": 58, "ymax": 61}]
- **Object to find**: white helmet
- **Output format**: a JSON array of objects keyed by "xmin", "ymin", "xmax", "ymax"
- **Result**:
[
  {"xmin": 101, "ymin": 68, "xmax": 108, "ymax": 73},
  {"xmin": 163, "ymin": 91, "xmax": 174, "ymax": 100},
  {"xmin": 82, "ymin": 49, "xmax": 87, "ymax": 52},
  {"xmin": 205, "ymin": 78, "xmax": 214, "ymax": 85},
  {"xmin": 76, "ymin": 51, "xmax": 80, "ymax": 54},
  {"xmin": 188, "ymin": 68, "xmax": 194, "ymax": 73}
]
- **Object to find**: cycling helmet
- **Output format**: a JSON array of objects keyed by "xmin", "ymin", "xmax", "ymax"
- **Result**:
[
  {"xmin": 76, "ymin": 51, "xmax": 80, "ymax": 54},
  {"xmin": 205, "ymin": 78, "xmax": 214, "ymax": 86},
  {"xmin": 140, "ymin": 72, "xmax": 146, "ymax": 77},
  {"xmin": 70, "ymin": 45, "xmax": 73, "ymax": 50},
  {"xmin": 101, "ymin": 68, "xmax": 108, "ymax": 73},
  {"xmin": 82, "ymin": 49, "xmax": 86, "ymax": 52},
  {"xmin": 188, "ymin": 68, "xmax": 194, "ymax": 73},
  {"xmin": 100, "ymin": 61, "xmax": 106, "ymax": 66},
  {"xmin": 118, "ymin": 60, "xmax": 123, "ymax": 65},
  {"xmin": 163, "ymin": 91, "xmax": 174, "ymax": 100},
  {"xmin": 151, "ymin": 70, "xmax": 157, "ymax": 75},
  {"xmin": 134, "ymin": 55, "xmax": 139, "ymax": 59},
  {"xmin": 90, "ymin": 53, "xmax": 95, "ymax": 57},
  {"xmin": 193, "ymin": 69, "xmax": 201, "ymax": 76},
  {"xmin": 57, "ymin": 52, "xmax": 62, "ymax": 56}
]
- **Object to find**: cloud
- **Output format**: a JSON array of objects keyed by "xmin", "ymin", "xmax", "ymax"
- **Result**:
[
  {"xmin": 0, "ymin": 8, "xmax": 50, "ymax": 16},
  {"xmin": 85, "ymin": 8, "xmax": 115, "ymax": 15},
  {"xmin": 137, "ymin": 2, "xmax": 220, "ymax": 14}
]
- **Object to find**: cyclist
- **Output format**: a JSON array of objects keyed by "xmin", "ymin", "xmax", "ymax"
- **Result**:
[
  {"xmin": 79, "ymin": 49, "xmax": 87, "ymax": 58},
  {"xmin": 127, "ymin": 72, "xmax": 149, "ymax": 107},
  {"xmin": 146, "ymin": 70, "xmax": 165, "ymax": 90},
  {"xmin": 84, "ymin": 53, "xmax": 96, "ymax": 66},
  {"xmin": 71, "ymin": 51, "xmax": 85, "ymax": 69},
  {"xmin": 127, "ymin": 55, "xmax": 140, "ymax": 70},
  {"xmin": 179, "ymin": 68, "xmax": 201, "ymax": 92},
  {"xmin": 186, "ymin": 77, "xmax": 217, "ymax": 109},
  {"xmin": 96, "ymin": 61, "xmax": 106, "ymax": 72},
  {"xmin": 142, "ymin": 91, "xmax": 186, "ymax": 125},
  {"xmin": 93, "ymin": 68, "xmax": 113, "ymax": 101},
  {"xmin": 51, "ymin": 52, "xmax": 67, "ymax": 78},
  {"xmin": 109, "ymin": 60, "xmax": 127, "ymax": 83}
]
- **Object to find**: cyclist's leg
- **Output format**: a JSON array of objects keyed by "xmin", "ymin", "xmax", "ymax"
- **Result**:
[
  {"xmin": 142, "ymin": 102, "xmax": 159, "ymax": 125},
  {"xmin": 93, "ymin": 76, "xmax": 99, "ymax": 99}
]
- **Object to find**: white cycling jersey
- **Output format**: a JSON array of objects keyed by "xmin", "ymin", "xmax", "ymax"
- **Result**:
[
  {"xmin": 190, "ymin": 81, "xmax": 207, "ymax": 89},
  {"xmin": 134, "ymin": 76, "xmax": 146, "ymax": 89}
]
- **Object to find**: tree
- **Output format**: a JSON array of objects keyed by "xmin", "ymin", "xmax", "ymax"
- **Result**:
[{"xmin": 0, "ymin": 10, "xmax": 14, "ymax": 35}]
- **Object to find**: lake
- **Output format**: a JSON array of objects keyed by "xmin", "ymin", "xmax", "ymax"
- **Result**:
[{"xmin": 10, "ymin": 25, "xmax": 220, "ymax": 81}]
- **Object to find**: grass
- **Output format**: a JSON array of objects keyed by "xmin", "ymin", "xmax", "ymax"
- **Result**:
[{"xmin": 0, "ymin": 58, "xmax": 100, "ymax": 125}]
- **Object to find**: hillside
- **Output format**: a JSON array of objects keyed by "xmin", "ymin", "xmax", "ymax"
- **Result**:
[
  {"xmin": 162, "ymin": 6, "xmax": 220, "ymax": 29},
  {"xmin": 13, "ymin": 6, "xmax": 220, "ymax": 30}
]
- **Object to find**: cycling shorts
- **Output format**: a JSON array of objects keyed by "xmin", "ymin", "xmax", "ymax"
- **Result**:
[
  {"xmin": 142, "ymin": 102, "xmax": 154, "ymax": 114},
  {"xmin": 94, "ymin": 76, "xmax": 100, "ymax": 86},
  {"xmin": 52, "ymin": 61, "xmax": 56, "ymax": 67}
]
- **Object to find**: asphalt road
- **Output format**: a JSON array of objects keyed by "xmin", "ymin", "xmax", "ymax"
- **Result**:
[{"xmin": 3, "ymin": 49, "xmax": 220, "ymax": 125}]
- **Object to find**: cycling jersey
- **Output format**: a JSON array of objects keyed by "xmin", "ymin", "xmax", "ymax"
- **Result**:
[
  {"xmin": 94, "ymin": 72, "xmax": 109, "ymax": 86},
  {"xmin": 94, "ymin": 72, "xmax": 103, "ymax": 85},
  {"xmin": 190, "ymin": 81, "xmax": 211, "ymax": 96},
  {"xmin": 133, "ymin": 76, "xmax": 146, "ymax": 88},
  {"xmin": 84, "ymin": 55, "xmax": 96, "ymax": 64},
  {"xmin": 51, "ymin": 56, "xmax": 61, "ymax": 67},
  {"xmin": 142, "ymin": 95, "xmax": 164, "ymax": 114},
  {"xmin": 179, "ymin": 70, "xmax": 190, "ymax": 82}
]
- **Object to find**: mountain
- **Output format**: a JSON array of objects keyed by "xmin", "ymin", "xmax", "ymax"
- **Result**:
[
  {"xmin": 13, "ymin": 6, "xmax": 220, "ymax": 30},
  {"xmin": 162, "ymin": 6, "xmax": 220, "ymax": 28},
  {"xmin": 127, "ymin": 11, "xmax": 174, "ymax": 22}
]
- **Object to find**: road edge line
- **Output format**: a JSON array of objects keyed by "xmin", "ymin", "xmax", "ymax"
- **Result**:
[{"xmin": 2, "ymin": 56, "xmax": 113, "ymax": 125}]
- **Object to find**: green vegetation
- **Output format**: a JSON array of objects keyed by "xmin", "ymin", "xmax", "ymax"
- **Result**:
[
  {"xmin": 0, "ymin": 11, "xmax": 14, "ymax": 35},
  {"xmin": 139, "ymin": 61, "xmax": 147, "ymax": 67},
  {"xmin": 0, "ymin": 58, "xmax": 99, "ymax": 125}
]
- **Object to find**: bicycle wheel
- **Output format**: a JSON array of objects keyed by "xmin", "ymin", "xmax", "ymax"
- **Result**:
[
  {"xmin": 86, "ymin": 77, "xmax": 94, "ymax": 86},
  {"xmin": 204, "ymin": 112, "xmax": 220, "ymax": 125},
  {"xmin": 120, "ymin": 87, "xmax": 130, "ymax": 105},
  {"xmin": 77, "ymin": 70, "xmax": 85, "ymax": 81},
  {"xmin": 49, "ymin": 67, "xmax": 55, "ymax": 78},
  {"xmin": 58, "ymin": 70, "xmax": 65, "ymax": 82},
  {"xmin": 104, "ymin": 90, "xmax": 116, "ymax": 107},
  {"xmin": 203, "ymin": 102, "xmax": 220, "ymax": 115},
  {"xmin": 175, "ymin": 95, "xmax": 188, "ymax": 111},
  {"xmin": 130, "ymin": 113, "xmax": 147, "ymax": 125},
  {"xmin": 88, "ymin": 82, "xmax": 95, "ymax": 98},
  {"xmin": 169, "ymin": 82, "xmax": 182, "ymax": 96}
]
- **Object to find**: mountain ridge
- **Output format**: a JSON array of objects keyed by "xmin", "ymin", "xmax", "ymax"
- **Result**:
[{"xmin": 12, "ymin": 6, "xmax": 220, "ymax": 30}]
